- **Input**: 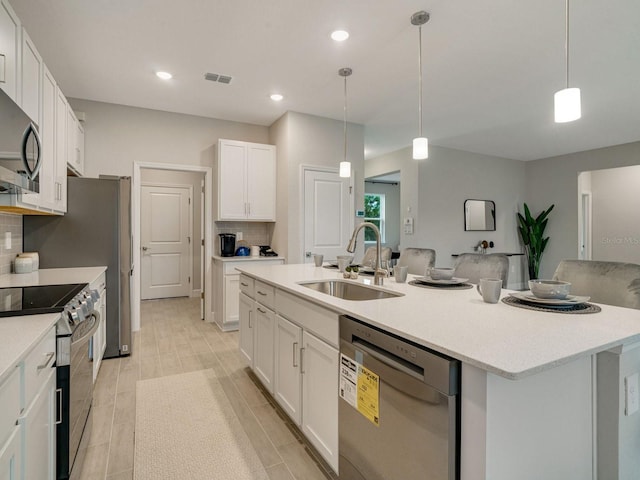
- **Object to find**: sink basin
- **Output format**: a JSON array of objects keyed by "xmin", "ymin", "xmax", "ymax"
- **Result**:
[{"xmin": 298, "ymin": 280, "xmax": 404, "ymax": 301}]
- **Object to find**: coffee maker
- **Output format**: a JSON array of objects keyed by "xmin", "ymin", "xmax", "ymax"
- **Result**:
[{"xmin": 219, "ymin": 233, "xmax": 236, "ymax": 257}]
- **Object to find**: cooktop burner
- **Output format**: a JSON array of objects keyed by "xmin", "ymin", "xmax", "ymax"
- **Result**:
[{"xmin": 0, "ymin": 283, "xmax": 87, "ymax": 317}]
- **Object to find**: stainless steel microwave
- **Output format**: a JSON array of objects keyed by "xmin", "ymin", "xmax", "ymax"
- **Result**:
[{"xmin": 0, "ymin": 87, "xmax": 41, "ymax": 194}]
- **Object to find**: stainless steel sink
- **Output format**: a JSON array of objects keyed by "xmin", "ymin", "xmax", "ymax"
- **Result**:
[{"xmin": 298, "ymin": 280, "xmax": 404, "ymax": 301}]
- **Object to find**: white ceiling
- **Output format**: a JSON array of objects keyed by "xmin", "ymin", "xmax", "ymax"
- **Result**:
[{"xmin": 11, "ymin": 0, "xmax": 640, "ymax": 161}]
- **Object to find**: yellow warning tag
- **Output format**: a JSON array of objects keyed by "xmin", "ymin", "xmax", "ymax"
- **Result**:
[{"xmin": 356, "ymin": 365, "xmax": 380, "ymax": 426}]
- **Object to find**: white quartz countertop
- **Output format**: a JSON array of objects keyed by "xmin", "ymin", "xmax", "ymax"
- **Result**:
[
  {"xmin": 212, "ymin": 255, "xmax": 285, "ymax": 262},
  {"xmin": 0, "ymin": 266, "xmax": 107, "ymax": 384},
  {"xmin": 0, "ymin": 266, "xmax": 106, "ymax": 288},
  {"xmin": 236, "ymin": 263, "xmax": 640, "ymax": 380}
]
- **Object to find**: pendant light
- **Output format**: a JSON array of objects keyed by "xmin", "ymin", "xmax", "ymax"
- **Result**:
[
  {"xmin": 411, "ymin": 11, "xmax": 430, "ymax": 160},
  {"xmin": 339, "ymin": 67, "xmax": 352, "ymax": 178},
  {"xmin": 554, "ymin": 0, "xmax": 581, "ymax": 123}
]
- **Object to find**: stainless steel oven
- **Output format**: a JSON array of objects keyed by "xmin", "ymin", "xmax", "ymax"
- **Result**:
[{"xmin": 338, "ymin": 315, "xmax": 460, "ymax": 480}]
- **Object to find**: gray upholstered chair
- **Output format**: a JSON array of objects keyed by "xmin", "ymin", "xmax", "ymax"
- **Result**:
[
  {"xmin": 360, "ymin": 246, "xmax": 392, "ymax": 269},
  {"xmin": 552, "ymin": 260, "xmax": 640, "ymax": 309},
  {"xmin": 452, "ymin": 253, "xmax": 509, "ymax": 285},
  {"xmin": 396, "ymin": 248, "xmax": 436, "ymax": 275}
]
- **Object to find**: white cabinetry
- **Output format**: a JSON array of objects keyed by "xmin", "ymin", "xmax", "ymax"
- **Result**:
[
  {"xmin": 239, "ymin": 292, "xmax": 254, "ymax": 366},
  {"xmin": 254, "ymin": 300, "xmax": 275, "ymax": 393},
  {"xmin": 215, "ymin": 139, "xmax": 276, "ymax": 221},
  {"xmin": 92, "ymin": 271, "xmax": 107, "ymax": 383},
  {"xmin": 54, "ymin": 86, "xmax": 68, "ymax": 212},
  {"xmin": 0, "ymin": 0, "xmax": 20, "ymax": 102},
  {"xmin": 213, "ymin": 258, "xmax": 283, "ymax": 332},
  {"xmin": 19, "ymin": 28, "xmax": 40, "ymax": 126},
  {"xmin": 0, "ymin": 327, "xmax": 56, "ymax": 480},
  {"xmin": 247, "ymin": 285, "xmax": 339, "ymax": 472},
  {"xmin": 66, "ymin": 105, "xmax": 83, "ymax": 176}
]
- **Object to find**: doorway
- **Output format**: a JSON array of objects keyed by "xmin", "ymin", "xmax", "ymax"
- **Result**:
[
  {"xmin": 132, "ymin": 162, "xmax": 213, "ymax": 332},
  {"xmin": 364, "ymin": 171, "xmax": 401, "ymax": 251}
]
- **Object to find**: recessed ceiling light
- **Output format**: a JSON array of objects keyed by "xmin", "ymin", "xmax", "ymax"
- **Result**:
[
  {"xmin": 156, "ymin": 71, "xmax": 172, "ymax": 80},
  {"xmin": 331, "ymin": 30, "xmax": 349, "ymax": 42},
  {"xmin": 270, "ymin": 94, "xmax": 284, "ymax": 102}
]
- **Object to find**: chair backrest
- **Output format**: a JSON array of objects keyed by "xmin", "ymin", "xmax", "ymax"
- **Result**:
[
  {"xmin": 361, "ymin": 246, "xmax": 392, "ymax": 268},
  {"xmin": 452, "ymin": 253, "xmax": 509, "ymax": 285},
  {"xmin": 396, "ymin": 248, "xmax": 436, "ymax": 275},
  {"xmin": 552, "ymin": 260, "xmax": 640, "ymax": 309}
]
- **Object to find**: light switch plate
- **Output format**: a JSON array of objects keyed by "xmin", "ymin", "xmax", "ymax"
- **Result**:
[{"xmin": 625, "ymin": 372, "xmax": 639, "ymax": 416}]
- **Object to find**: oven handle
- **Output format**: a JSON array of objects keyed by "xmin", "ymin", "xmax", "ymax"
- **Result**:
[{"xmin": 71, "ymin": 312, "xmax": 100, "ymax": 347}]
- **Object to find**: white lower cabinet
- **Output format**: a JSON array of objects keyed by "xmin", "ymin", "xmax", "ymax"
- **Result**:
[
  {"xmin": 238, "ymin": 292, "xmax": 254, "ymax": 366},
  {"xmin": 248, "ymin": 286, "xmax": 339, "ymax": 473},
  {"xmin": 92, "ymin": 272, "xmax": 107, "ymax": 383},
  {"xmin": 274, "ymin": 315, "xmax": 302, "ymax": 424},
  {"xmin": 0, "ymin": 425, "xmax": 20, "ymax": 480},
  {"xmin": 253, "ymin": 302, "xmax": 275, "ymax": 393},
  {"xmin": 301, "ymin": 330, "xmax": 339, "ymax": 471}
]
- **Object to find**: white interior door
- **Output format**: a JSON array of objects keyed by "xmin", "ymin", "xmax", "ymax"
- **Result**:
[
  {"xmin": 141, "ymin": 185, "xmax": 191, "ymax": 299},
  {"xmin": 304, "ymin": 168, "xmax": 352, "ymax": 262}
]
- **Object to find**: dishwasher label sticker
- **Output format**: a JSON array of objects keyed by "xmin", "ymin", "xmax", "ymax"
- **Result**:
[{"xmin": 339, "ymin": 354, "xmax": 380, "ymax": 427}]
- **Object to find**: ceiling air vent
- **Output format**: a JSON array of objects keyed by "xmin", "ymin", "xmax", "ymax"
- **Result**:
[{"xmin": 204, "ymin": 72, "xmax": 233, "ymax": 84}]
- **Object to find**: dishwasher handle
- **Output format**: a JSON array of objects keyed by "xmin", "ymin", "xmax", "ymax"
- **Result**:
[{"xmin": 352, "ymin": 339, "xmax": 424, "ymax": 381}]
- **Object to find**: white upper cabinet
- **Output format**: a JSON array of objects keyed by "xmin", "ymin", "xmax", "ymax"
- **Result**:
[
  {"xmin": 0, "ymin": 0, "xmax": 20, "ymax": 102},
  {"xmin": 37, "ymin": 64, "xmax": 57, "ymax": 211},
  {"xmin": 215, "ymin": 139, "xmax": 276, "ymax": 221},
  {"xmin": 19, "ymin": 28, "xmax": 40, "ymax": 125},
  {"xmin": 66, "ymin": 106, "xmax": 83, "ymax": 176}
]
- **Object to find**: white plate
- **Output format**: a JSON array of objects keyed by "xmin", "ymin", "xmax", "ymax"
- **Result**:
[
  {"xmin": 415, "ymin": 276, "xmax": 469, "ymax": 286},
  {"xmin": 509, "ymin": 292, "xmax": 590, "ymax": 306}
]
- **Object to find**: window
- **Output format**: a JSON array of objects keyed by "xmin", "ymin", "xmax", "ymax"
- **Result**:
[{"xmin": 364, "ymin": 193, "xmax": 385, "ymax": 242}]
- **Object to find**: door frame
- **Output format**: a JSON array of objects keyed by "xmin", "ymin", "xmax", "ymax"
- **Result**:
[
  {"xmin": 140, "ymin": 182, "xmax": 194, "ymax": 300},
  {"xmin": 133, "ymin": 162, "xmax": 213, "ymax": 331},
  {"xmin": 300, "ymin": 164, "xmax": 355, "ymax": 263}
]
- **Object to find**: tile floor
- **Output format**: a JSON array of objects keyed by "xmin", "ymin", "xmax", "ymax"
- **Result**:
[{"xmin": 79, "ymin": 297, "xmax": 335, "ymax": 480}]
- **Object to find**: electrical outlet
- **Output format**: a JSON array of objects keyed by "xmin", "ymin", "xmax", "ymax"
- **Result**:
[
  {"xmin": 236, "ymin": 232, "xmax": 243, "ymax": 241},
  {"xmin": 625, "ymin": 373, "xmax": 639, "ymax": 416},
  {"xmin": 4, "ymin": 232, "xmax": 10, "ymax": 249}
]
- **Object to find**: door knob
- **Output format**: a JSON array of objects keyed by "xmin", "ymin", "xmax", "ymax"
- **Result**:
[{"xmin": 142, "ymin": 246, "xmax": 149, "ymax": 251}]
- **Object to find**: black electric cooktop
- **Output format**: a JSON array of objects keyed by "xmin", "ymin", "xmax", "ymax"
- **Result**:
[{"xmin": 0, "ymin": 283, "xmax": 87, "ymax": 318}]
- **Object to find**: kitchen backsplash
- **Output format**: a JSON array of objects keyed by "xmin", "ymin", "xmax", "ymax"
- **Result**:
[
  {"xmin": 0, "ymin": 213, "xmax": 23, "ymax": 275},
  {"xmin": 215, "ymin": 222, "xmax": 273, "ymax": 249}
]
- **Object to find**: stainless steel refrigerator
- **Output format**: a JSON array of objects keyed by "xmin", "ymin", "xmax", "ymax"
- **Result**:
[{"xmin": 23, "ymin": 176, "xmax": 132, "ymax": 358}]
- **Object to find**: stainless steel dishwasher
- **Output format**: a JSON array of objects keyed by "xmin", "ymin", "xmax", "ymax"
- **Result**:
[{"xmin": 338, "ymin": 315, "xmax": 460, "ymax": 480}]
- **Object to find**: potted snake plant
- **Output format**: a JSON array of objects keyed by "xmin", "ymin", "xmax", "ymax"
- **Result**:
[{"xmin": 517, "ymin": 203, "xmax": 555, "ymax": 280}]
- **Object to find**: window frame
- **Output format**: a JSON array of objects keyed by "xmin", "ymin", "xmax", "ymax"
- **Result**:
[{"xmin": 363, "ymin": 193, "xmax": 386, "ymax": 244}]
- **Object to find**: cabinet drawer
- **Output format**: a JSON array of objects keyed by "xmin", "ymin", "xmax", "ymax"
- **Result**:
[
  {"xmin": 275, "ymin": 290, "xmax": 339, "ymax": 348},
  {"xmin": 23, "ymin": 328, "xmax": 56, "ymax": 409},
  {"xmin": 254, "ymin": 280, "xmax": 275, "ymax": 310},
  {"xmin": 239, "ymin": 275, "xmax": 255, "ymax": 298},
  {"xmin": 0, "ymin": 367, "xmax": 20, "ymax": 446}
]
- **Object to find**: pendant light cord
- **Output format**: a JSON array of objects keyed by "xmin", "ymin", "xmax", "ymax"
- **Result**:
[
  {"xmin": 565, "ymin": 0, "xmax": 570, "ymax": 88},
  {"xmin": 418, "ymin": 24, "xmax": 423, "ymax": 137},
  {"xmin": 343, "ymin": 73, "xmax": 348, "ymax": 163}
]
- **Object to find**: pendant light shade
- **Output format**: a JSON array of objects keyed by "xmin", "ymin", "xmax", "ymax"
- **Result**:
[
  {"xmin": 411, "ymin": 11, "xmax": 430, "ymax": 160},
  {"xmin": 554, "ymin": 0, "xmax": 581, "ymax": 123},
  {"xmin": 338, "ymin": 67, "xmax": 352, "ymax": 178},
  {"xmin": 554, "ymin": 87, "xmax": 581, "ymax": 123}
]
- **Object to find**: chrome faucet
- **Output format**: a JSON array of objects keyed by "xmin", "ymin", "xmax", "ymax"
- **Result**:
[{"xmin": 346, "ymin": 222, "xmax": 388, "ymax": 286}]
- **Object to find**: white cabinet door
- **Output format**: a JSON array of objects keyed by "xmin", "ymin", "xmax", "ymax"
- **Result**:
[
  {"xmin": 253, "ymin": 302, "xmax": 275, "ymax": 393},
  {"xmin": 224, "ymin": 274, "xmax": 240, "ymax": 326},
  {"xmin": 274, "ymin": 315, "xmax": 302, "ymax": 425},
  {"xmin": 302, "ymin": 330, "xmax": 339, "ymax": 472},
  {"xmin": 19, "ymin": 367, "xmax": 55, "ymax": 480},
  {"xmin": 239, "ymin": 292, "xmax": 254, "ymax": 366},
  {"xmin": 66, "ymin": 106, "xmax": 80, "ymax": 175},
  {"xmin": 246, "ymin": 144, "xmax": 276, "ymax": 221},
  {"xmin": 0, "ymin": 0, "xmax": 20, "ymax": 101},
  {"xmin": 76, "ymin": 121, "xmax": 84, "ymax": 175},
  {"xmin": 0, "ymin": 426, "xmax": 20, "ymax": 480},
  {"xmin": 20, "ymin": 28, "xmax": 41, "ymax": 125},
  {"xmin": 54, "ymin": 87, "xmax": 68, "ymax": 212},
  {"xmin": 37, "ymin": 65, "xmax": 57, "ymax": 211},
  {"xmin": 217, "ymin": 140, "xmax": 247, "ymax": 220}
]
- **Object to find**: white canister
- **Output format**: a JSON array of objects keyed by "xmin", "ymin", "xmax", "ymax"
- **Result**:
[
  {"xmin": 19, "ymin": 252, "xmax": 39, "ymax": 270},
  {"xmin": 14, "ymin": 256, "xmax": 33, "ymax": 274},
  {"xmin": 250, "ymin": 245, "xmax": 260, "ymax": 257}
]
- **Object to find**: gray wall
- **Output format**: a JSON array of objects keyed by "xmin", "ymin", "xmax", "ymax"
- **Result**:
[
  {"xmin": 364, "ymin": 181, "xmax": 400, "ymax": 250},
  {"xmin": 590, "ymin": 165, "xmax": 640, "ymax": 263},
  {"xmin": 525, "ymin": 141, "xmax": 640, "ymax": 278},
  {"xmin": 366, "ymin": 145, "xmax": 526, "ymax": 268},
  {"xmin": 269, "ymin": 111, "xmax": 365, "ymax": 264}
]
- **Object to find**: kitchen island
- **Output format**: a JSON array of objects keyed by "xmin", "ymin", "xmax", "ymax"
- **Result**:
[{"xmin": 236, "ymin": 262, "xmax": 640, "ymax": 480}]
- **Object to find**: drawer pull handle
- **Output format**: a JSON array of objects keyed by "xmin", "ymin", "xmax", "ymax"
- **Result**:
[
  {"xmin": 37, "ymin": 352, "xmax": 56, "ymax": 370},
  {"xmin": 257, "ymin": 307, "xmax": 267, "ymax": 314},
  {"xmin": 241, "ymin": 282, "xmax": 249, "ymax": 287},
  {"xmin": 248, "ymin": 311, "xmax": 252, "ymax": 329},
  {"xmin": 300, "ymin": 347, "xmax": 305, "ymax": 374},
  {"xmin": 293, "ymin": 342, "xmax": 299, "ymax": 367},
  {"xmin": 55, "ymin": 388, "xmax": 63, "ymax": 425},
  {"xmin": 257, "ymin": 291, "xmax": 267, "ymax": 296}
]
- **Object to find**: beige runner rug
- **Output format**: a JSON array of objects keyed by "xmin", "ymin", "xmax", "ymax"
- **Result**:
[{"xmin": 134, "ymin": 369, "xmax": 268, "ymax": 480}]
